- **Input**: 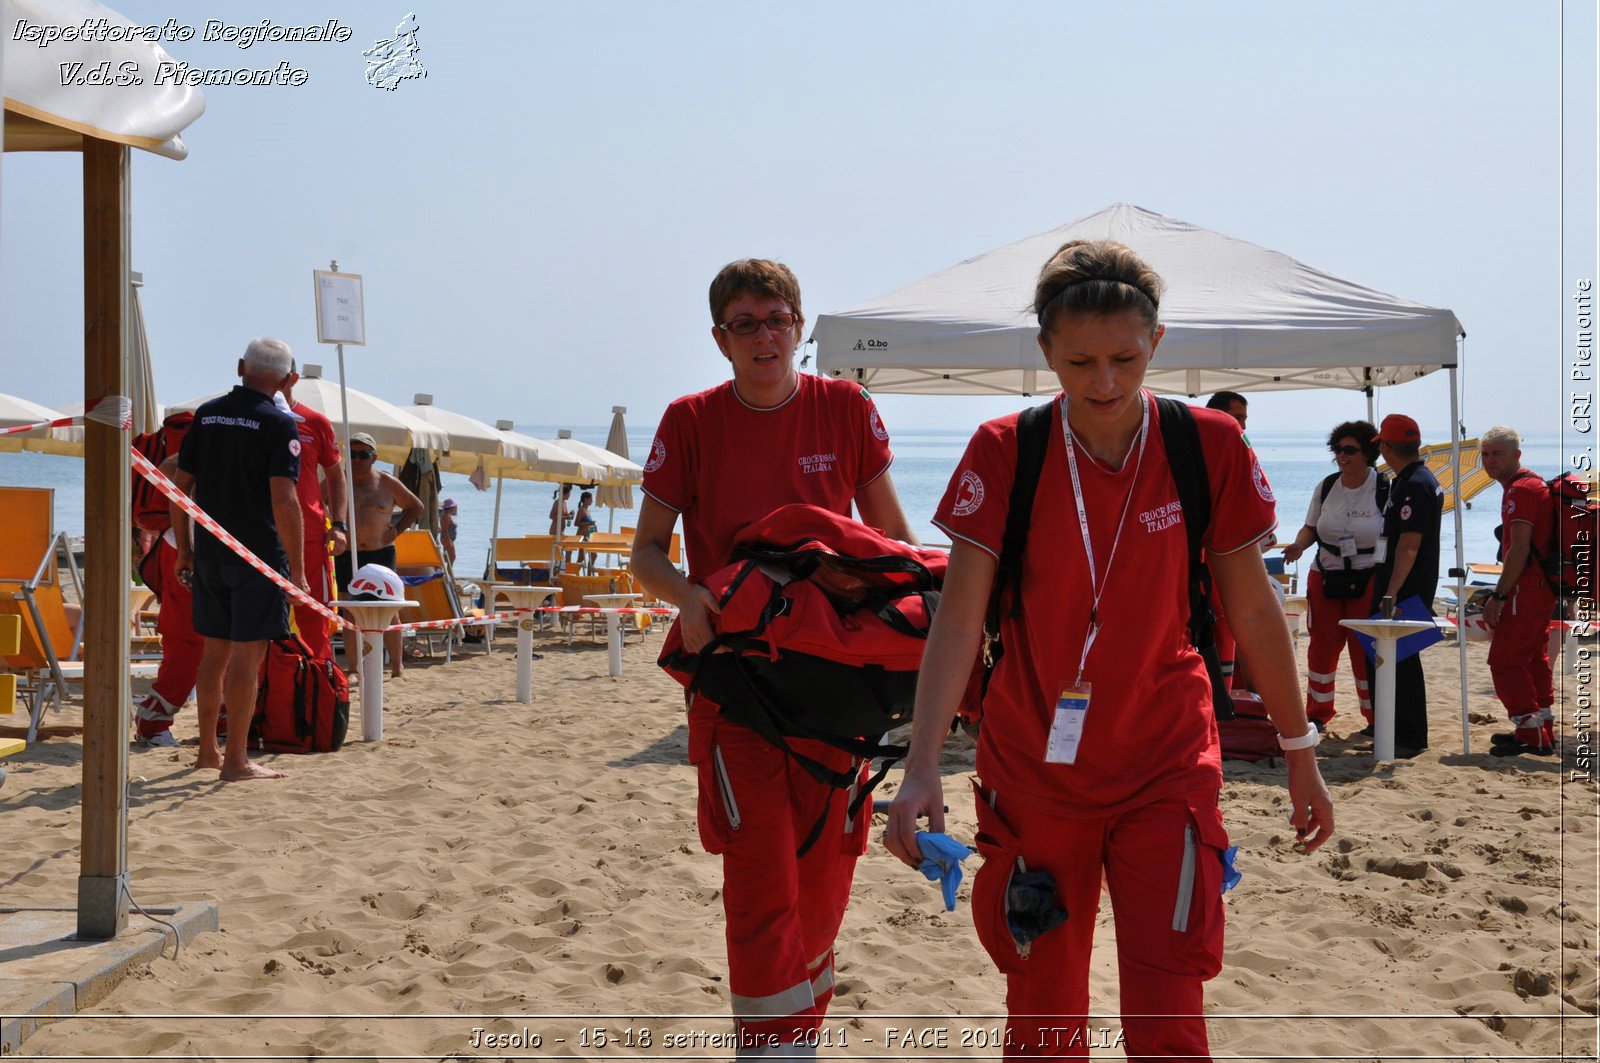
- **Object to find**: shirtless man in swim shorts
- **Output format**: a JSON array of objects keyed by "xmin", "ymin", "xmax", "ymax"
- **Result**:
[{"xmin": 336, "ymin": 432, "xmax": 426, "ymax": 677}]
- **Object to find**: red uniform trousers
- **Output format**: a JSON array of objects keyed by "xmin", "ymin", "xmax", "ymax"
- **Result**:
[
  {"xmin": 1487, "ymin": 580, "xmax": 1557, "ymax": 744},
  {"xmin": 691, "ymin": 703, "xmax": 869, "ymax": 1048},
  {"xmin": 971, "ymin": 785, "xmax": 1228, "ymax": 1062},
  {"xmin": 1303, "ymin": 569, "xmax": 1374, "ymax": 727},
  {"xmin": 293, "ymin": 540, "xmax": 335, "ymax": 660},
  {"xmin": 134, "ymin": 538, "xmax": 203, "ymax": 738}
]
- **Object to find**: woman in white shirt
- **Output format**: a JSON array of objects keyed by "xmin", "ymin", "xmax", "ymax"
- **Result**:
[{"xmin": 1282, "ymin": 421, "xmax": 1388, "ymax": 733}]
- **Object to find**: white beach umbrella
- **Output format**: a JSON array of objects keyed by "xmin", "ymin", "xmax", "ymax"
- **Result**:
[
  {"xmin": 168, "ymin": 364, "xmax": 449, "ymax": 464},
  {"xmin": 554, "ymin": 429, "xmax": 643, "ymax": 487},
  {"xmin": 479, "ymin": 420, "xmax": 610, "ymax": 576},
  {"xmin": 0, "ymin": 393, "xmax": 78, "ymax": 456},
  {"xmin": 2, "ymin": 0, "xmax": 205, "ymax": 159},
  {"xmin": 594, "ymin": 405, "xmax": 634, "ymax": 528}
]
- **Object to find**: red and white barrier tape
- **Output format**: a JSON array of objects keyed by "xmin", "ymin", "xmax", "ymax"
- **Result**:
[
  {"xmin": 377, "ymin": 608, "xmax": 534, "ymax": 634},
  {"xmin": 0, "ymin": 414, "xmax": 75, "ymax": 437},
  {"xmin": 130, "ymin": 448, "xmax": 354, "ymax": 630},
  {"xmin": 2, "ymin": 396, "xmax": 132, "ymax": 437}
]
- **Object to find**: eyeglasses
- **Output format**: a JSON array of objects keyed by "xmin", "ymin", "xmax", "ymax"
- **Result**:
[
  {"xmin": 1332, "ymin": 445, "xmax": 1363, "ymax": 456},
  {"xmin": 351, "ymin": 449, "xmax": 375, "ymax": 460},
  {"xmin": 716, "ymin": 312, "xmax": 797, "ymax": 337}
]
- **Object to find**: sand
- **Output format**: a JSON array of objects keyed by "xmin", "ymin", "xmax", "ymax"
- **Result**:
[{"xmin": 2, "ymin": 620, "xmax": 1596, "ymax": 1062}]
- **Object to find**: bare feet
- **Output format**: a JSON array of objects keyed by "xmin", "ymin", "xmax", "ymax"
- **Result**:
[
  {"xmin": 220, "ymin": 759, "xmax": 288, "ymax": 782},
  {"xmin": 195, "ymin": 748, "xmax": 223, "ymax": 770},
  {"xmin": 390, "ymin": 667, "xmax": 404, "ymax": 679}
]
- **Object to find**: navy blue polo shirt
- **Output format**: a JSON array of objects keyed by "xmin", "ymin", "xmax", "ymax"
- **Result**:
[
  {"xmin": 1378, "ymin": 459, "xmax": 1443, "ymax": 604},
  {"xmin": 177, "ymin": 385, "xmax": 301, "ymax": 570}
]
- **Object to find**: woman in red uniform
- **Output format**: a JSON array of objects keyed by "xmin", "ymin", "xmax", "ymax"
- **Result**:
[
  {"xmin": 886, "ymin": 240, "xmax": 1334, "ymax": 1061},
  {"xmin": 633, "ymin": 259, "xmax": 917, "ymax": 1055}
]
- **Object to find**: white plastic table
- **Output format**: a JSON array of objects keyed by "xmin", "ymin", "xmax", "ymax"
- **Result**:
[
  {"xmin": 1339, "ymin": 618, "xmax": 1439, "ymax": 761},
  {"xmin": 332, "ymin": 599, "xmax": 419, "ymax": 742},
  {"xmin": 486, "ymin": 585, "xmax": 563, "ymax": 703},
  {"xmin": 583, "ymin": 593, "xmax": 643, "ymax": 676}
]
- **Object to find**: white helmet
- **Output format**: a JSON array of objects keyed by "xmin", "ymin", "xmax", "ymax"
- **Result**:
[{"xmin": 348, "ymin": 563, "xmax": 406, "ymax": 602}]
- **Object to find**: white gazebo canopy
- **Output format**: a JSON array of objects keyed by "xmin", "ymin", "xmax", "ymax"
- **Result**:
[{"xmin": 812, "ymin": 202, "xmax": 1465, "ymax": 397}]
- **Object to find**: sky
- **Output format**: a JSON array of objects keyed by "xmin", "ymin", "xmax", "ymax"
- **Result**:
[{"xmin": 0, "ymin": 1, "xmax": 1590, "ymax": 441}]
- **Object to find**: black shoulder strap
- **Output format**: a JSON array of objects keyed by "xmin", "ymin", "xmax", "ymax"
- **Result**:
[
  {"xmin": 1317, "ymin": 472, "xmax": 1339, "ymax": 506},
  {"xmin": 1375, "ymin": 470, "xmax": 1391, "ymax": 509},
  {"xmin": 981, "ymin": 401, "xmax": 1054, "ymax": 695},
  {"xmin": 996, "ymin": 402, "xmax": 1055, "ymax": 616},
  {"xmin": 1153, "ymin": 397, "xmax": 1234, "ymax": 721}
]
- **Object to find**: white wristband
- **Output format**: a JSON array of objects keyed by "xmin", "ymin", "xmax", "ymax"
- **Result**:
[{"xmin": 1277, "ymin": 725, "xmax": 1322, "ymax": 751}]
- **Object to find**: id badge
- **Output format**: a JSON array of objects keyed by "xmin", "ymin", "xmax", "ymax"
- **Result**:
[
  {"xmin": 1045, "ymin": 684, "xmax": 1091, "ymax": 765},
  {"xmin": 1337, "ymin": 534, "xmax": 1357, "ymax": 559},
  {"xmin": 1373, "ymin": 539, "xmax": 1388, "ymax": 564}
]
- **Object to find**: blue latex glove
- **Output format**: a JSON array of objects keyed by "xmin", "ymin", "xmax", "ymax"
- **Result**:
[
  {"xmin": 1220, "ymin": 845, "xmax": 1243, "ymax": 893},
  {"xmin": 915, "ymin": 831, "xmax": 975, "ymax": 912}
]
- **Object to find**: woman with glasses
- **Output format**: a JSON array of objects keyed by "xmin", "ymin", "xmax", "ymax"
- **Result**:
[
  {"xmin": 885, "ymin": 240, "xmax": 1334, "ymax": 1060},
  {"xmin": 1281, "ymin": 422, "xmax": 1387, "ymax": 733},
  {"xmin": 632, "ymin": 259, "xmax": 917, "ymax": 1055}
]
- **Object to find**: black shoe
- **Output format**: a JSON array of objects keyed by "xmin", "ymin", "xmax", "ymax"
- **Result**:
[
  {"xmin": 1490, "ymin": 731, "xmax": 1519, "ymax": 747},
  {"xmin": 1393, "ymin": 744, "xmax": 1427, "ymax": 759},
  {"xmin": 1356, "ymin": 724, "xmax": 1375, "ymax": 739},
  {"xmin": 1309, "ymin": 719, "xmax": 1328, "ymax": 734},
  {"xmin": 1489, "ymin": 739, "xmax": 1555, "ymax": 758}
]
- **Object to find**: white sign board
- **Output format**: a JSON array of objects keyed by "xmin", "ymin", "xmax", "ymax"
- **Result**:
[{"xmin": 313, "ymin": 270, "xmax": 366, "ymax": 345}]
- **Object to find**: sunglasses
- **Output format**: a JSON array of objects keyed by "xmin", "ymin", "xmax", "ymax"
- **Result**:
[
  {"xmin": 716, "ymin": 312, "xmax": 797, "ymax": 337},
  {"xmin": 1331, "ymin": 445, "xmax": 1363, "ymax": 456},
  {"xmin": 351, "ymin": 449, "xmax": 375, "ymax": 460}
]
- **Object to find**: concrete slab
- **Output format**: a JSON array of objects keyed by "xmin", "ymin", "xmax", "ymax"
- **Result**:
[{"xmin": 0, "ymin": 902, "xmax": 218, "ymax": 1054}]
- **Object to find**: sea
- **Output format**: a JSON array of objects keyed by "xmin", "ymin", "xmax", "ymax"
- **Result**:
[{"xmin": 0, "ymin": 428, "xmax": 1569, "ymax": 581}]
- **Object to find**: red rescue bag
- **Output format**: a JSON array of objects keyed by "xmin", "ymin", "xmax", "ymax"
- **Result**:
[
  {"xmin": 130, "ymin": 411, "xmax": 194, "ymax": 534},
  {"xmin": 251, "ymin": 635, "xmax": 350, "ymax": 754},
  {"xmin": 1540, "ymin": 473, "xmax": 1598, "ymax": 606},
  {"xmin": 1217, "ymin": 691, "xmax": 1281, "ymax": 763},
  {"xmin": 659, "ymin": 505, "xmax": 948, "ymax": 847}
]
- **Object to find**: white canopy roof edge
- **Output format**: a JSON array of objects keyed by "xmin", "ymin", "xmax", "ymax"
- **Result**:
[
  {"xmin": 811, "ymin": 202, "xmax": 1463, "ymax": 397},
  {"xmin": 2, "ymin": 0, "xmax": 205, "ymax": 159}
]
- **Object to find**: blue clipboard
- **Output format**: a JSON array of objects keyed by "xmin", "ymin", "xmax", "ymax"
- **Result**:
[{"xmin": 1356, "ymin": 595, "xmax": 1444, "ymax": 662}]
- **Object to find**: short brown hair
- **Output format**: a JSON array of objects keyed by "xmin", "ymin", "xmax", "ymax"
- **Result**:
[
  {"xmin": 709, "ymin": 259, "xmax": 803, "ymax": 327},
  {"xmin": 1033, "ymin": 239, "xmax": 1164, "ymax": 335}
]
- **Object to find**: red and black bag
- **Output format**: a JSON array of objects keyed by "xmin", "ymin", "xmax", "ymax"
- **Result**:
[
  {"xmin": 1536, "ymin": 473, "xmax": 1598, "ymax": 606},
  {"xmin": 250, "ymin": 634, "xmax": 350, "ymax": 754},
  {"xmin": 1216, "ymin": 691, "xmax": 1282, "ymax": 763},
  {"xmin": 659, "ymin": 504, "xmax": 948, "ymax": 850},
  {"xmin": 131, "ymin": 410, "xmax": 194, "ymax": 534}
]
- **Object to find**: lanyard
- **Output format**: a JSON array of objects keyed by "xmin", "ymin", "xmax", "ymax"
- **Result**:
[{"xmin": 1059, "ymin": 391, "xmax": 1150, "ymax": 686}]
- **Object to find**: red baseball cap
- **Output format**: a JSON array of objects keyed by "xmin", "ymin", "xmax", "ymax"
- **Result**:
[{"xmin": 1374, "ymin": 414, "xmax": 1421, "ymax": 445}]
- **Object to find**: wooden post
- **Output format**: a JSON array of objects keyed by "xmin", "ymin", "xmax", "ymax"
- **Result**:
[{"xmin": 78, "ymin": 136, "xmax": 131, "ymax": 939}]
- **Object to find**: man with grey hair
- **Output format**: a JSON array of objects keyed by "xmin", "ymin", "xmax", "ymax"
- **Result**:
[
  {"xmin": 1480, "ymin": 425, "xmax": 1558, "ymax": 756},
  {"xmin": 170, "ymin": 338, "xmax": 306, "ymax": 781}
]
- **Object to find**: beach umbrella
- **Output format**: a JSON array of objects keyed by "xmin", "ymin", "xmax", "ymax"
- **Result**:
[
  {"xmin": 167, "ymin": 363, "xmax": 449, "ymax": 464},
  {"xmin": 554, "ymin": 429, "xmax": 643, "ymax": 487},
  {"xmin": 0, "ymin": 394, "xmax": 80, "ymax": 456},
  {"xmin": 480, "ymin": 420, "xmax": 608, "ymax": 577},
  {"xmin": 595, "ymin": 405, "xmax": 634, "ymax": 531},
  {"xmin": 128, "ymin": 274, "xmax": 159, "ymax": 435}
]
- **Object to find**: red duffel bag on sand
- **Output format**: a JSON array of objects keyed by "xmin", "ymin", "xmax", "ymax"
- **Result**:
[{"xmin": 251, "ymin": 634, "xmax": 350, "ymax": 754}]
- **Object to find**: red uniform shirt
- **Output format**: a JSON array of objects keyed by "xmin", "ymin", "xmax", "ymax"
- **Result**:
[
  {"xmin": 642, "ymin": 374, "xmax": 893, "ymax": 582},
  {"xmin": 291, "ymin": 402, "xmax": 342, "ymax": 529},
  {"xmin": 1501, "ymin": 468, "xmax": 1555, "ymax": 587},
  {"xmin": 935, "ymin": 393, "xmax": 1277, "ymax": 817}
]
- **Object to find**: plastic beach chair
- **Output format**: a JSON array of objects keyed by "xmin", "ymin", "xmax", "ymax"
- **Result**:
[
  {"xmin": 393, "ymin": 528, "xmax": 485, "ymax": 660},
  {"xmin": 0, "ymin": 486, "xmax": 84, "ymax": 740},
  {"xmin": 0, "ymin": 487, "xmax": 157, "ymax": 740}
]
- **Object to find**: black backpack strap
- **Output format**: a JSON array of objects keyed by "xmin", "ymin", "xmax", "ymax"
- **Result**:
[
  {"xmin": 1153, "ymin": 397, "xmax": 1234, "ymax": 722},
  {"xmin": 982, "ymin": 401, "xmax": 1054, "ymax": 694}
]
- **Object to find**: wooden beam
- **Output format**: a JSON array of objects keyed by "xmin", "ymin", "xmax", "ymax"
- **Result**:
[{"xmin": 78, "ymin": 136, "xmax": 131, "ymax": 940}]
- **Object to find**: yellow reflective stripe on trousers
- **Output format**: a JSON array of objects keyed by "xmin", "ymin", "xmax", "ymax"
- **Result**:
[{"xmin": 732, "ymin": 979, "xmax": 814, "ymax": 1019}]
